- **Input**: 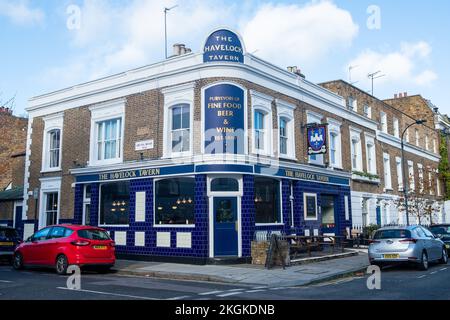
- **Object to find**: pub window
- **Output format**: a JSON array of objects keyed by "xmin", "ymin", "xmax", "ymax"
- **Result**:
[
  {"xmin": 254, "ymin": 110, "xmax": 265, "ymax": 150},
  {"xmin": 211, "ymin": 178, "xmax": 239, "ymax": 192},
  {"xmin": 96, "ymin": 118, "xmax": 122, "ymax": 161},
  {"xmin": 99, "ymin": 181, "xmax": 130, "ymax": 225},
  {"xmin": 304, "ymin": 193, "xmax": 318, "ymax": 221},
  {"xmin": 45, "ymin": 192, "xmax": 59, "ymax": 227},
  {"xmin": 171, "ymin": 104, "xmax": 191, "ymax": 154},
  {"xmin": 279, "ymin": 118, "xmax": 288, "ymax": 155},
  {"xmin": 83, "ymin": 185, "xmax": 91, "ymax": 226},
  {"xmin": 47, "ymin": 129, "xmax": 61, "ymax": 169},
  {"xmin": 254, "ymin": 177, "xmax": 281, "ymax": 224},
  {"xmin": 155, "ymin": 177, "xmax": 195, "ymax": 225}
]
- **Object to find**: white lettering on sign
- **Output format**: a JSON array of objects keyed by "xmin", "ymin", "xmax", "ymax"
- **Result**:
[{"xmin": 135, "ymin": 140, "xmax": 154, "ymax": 151}]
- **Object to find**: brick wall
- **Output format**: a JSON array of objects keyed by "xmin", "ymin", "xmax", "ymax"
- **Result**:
[{"xmin": 0, "ymin": 112, "xmax": 27, "ymax": 190}]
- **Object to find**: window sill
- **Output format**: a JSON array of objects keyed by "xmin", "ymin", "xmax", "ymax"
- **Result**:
[
  {"xmin": 255, "ymin": 223, "xmax": 284, "ymax": 227},
  {"xmin": 41, "ymin": 168, "xmax": 62, "ymax": 174},
  {"xmin": 154, "ymin": 224, "xmax": 195, "ymax": 228},
  {"xmin": 99, "ymin": 225, "xmax": 130, "ymax": 228},
  {"xmin": 304, "ymin": 218, "xmax": 318, "ymax": 221},
  {"xmin": 279, "ymin": 155, "xmax": 297, "ymax": 161},
  {"xmin": 89, "ymin": 159, "xmax": 123, "ymax": 167}
]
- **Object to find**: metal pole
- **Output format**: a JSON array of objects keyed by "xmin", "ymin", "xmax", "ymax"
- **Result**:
[{"xmin": 164, "ymin": 9, "xmax": 168, "ymax": 59}]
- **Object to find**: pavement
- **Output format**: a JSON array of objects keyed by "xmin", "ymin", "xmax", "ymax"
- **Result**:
[{"xmin": 113, "ymin": 250, "xmax": 370, "ymax": 287}]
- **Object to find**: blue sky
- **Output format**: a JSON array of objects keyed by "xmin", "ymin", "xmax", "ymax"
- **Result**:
[{"xmin": 0, "ymin": 0, "xmax": 449, "ymax": 117}]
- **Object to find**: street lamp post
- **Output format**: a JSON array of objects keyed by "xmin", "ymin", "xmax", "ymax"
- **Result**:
[
  {"xmin": 164, "ymin": 5, "xmax": 178, "ymax": 59},
  {"xmin": 401, "ymin": 119, "xmax": 427, "ymax": 226}
]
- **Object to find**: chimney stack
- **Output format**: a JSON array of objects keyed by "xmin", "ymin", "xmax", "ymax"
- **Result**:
[
  {"xmin": 172, "ymin": 44, "xmax": 192, "ymax": 57},
  {"xmin": 394, "ymin": 94, "xmax": 398, "ymax": 99},
  {"xmin": 404, "ymin": 92, "xmax": 408, "ymax": 97},
  {"xmin": 287, "ymin": 66, "xmax": 306, "ymax": 79}
]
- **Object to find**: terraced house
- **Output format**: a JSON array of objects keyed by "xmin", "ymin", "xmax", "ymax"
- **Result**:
[
  {"xmin": 17, "ymin": 28, "xmax": 445, "ymax": 263},
  {"xmin": 321, "ymin": 81, "xmax": 444, "ymax": 227}
]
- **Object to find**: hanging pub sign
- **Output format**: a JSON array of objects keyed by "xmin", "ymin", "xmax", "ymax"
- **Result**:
[
  {"xmin": 307, "ymin": 124, "xmax": 328, "ymax": 155},
  {"xmin": 203, "ymin": 29, "xmax": 244, "ymax": 63},
  {"xmin": 204, "ymin": 83, "xmax": 245, "ymax": 154}
]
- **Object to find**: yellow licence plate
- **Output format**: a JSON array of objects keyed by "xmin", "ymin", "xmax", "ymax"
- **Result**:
[
  {"xmin": 0, "ymin": 242, "xmax": 14, "ymax": 246},
  {"xmin": 93, "ymin": 246, "xmax": 108, "ymax": 250},
  {"xmin": 384, "ymin": 254, "xmax": 400, "ymax": 259}
]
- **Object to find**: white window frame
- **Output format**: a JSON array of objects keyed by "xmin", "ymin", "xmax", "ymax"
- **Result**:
[
  {"xmin": 383, "ymin": 153, "xmax": 392, "ymax": 191},
  {"xmin": 365, "ymin": 133, "xmax": 377, "ymax": 174},
  {"xmin": 396, "ymin": 157, "xmax": 403, "ymax": 191},
  {"xmin": 418, "ymin": 163, "xmax": 424, "ymax": 193},
  {"xmin": 251, "ymin": 91, "xmax": 273, "ymax": 156},
  {"xmin": 41, "ymin": 113, "xmax": 64, "ymax": 173},
  {"xmin": 350, "ymin": 127, "xmax": 363, "ymax": 171},
  {"xmin": 347, "ymin": 96, "xmax": 357, "ymax": 112},
  {"xmin": 304, "ymin": 193, "xmax": 318, "ymax": 221},
  {"xmin": 380, "ymin": 111, "xmax": 388, "ymax": 134},
  {"xmin": 307, "ymin": 111, "xmax": 324, "ymax": 166},
  {"xmin": 38, "ymin": 177, "xmax": 61, "ymax": 229},
  {"xmin": 162, "ymin": 83, "xmax": 195, "ymax": 158},
  {"xmin": 428, "ymin": 170, "xmax": 434, "ymax": 195},
  {"xmin": 276, "ymin": 99, "xmax": 296, "ymax": 160},
  {"xmin": 393, "ymin": 118, "xmax": 399, "ymax": 138},
  {"xmin": 415, "ymin": 128, "xmax": 420, "ymax": 147},
  {"xmin": 433, "ymin": 138, "xmax": 437, "ymax": 154},
  {"xmin": 408, "ymin": 161, "xmax": 415, "ymax": 191},
  {"xmin": 363, "ymin": 105, "xmax": 372, "ymax": 119},
  {"xmin": 89, "ymin": 99, "xmax": 125, "ymax": 166},
  {"xmin": 328, "ymin": 118, "xmax": 342, "ymax": 169}
]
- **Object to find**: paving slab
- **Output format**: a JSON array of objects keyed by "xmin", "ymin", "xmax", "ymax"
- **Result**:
[{"xmin": 114, "ymin": 251, "xmax": 370, "ymax": 287}]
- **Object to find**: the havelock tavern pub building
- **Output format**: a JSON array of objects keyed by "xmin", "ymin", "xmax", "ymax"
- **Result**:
[{"xmin": 17, "ymin": 28, "xmax": 444, "ymax": 263}]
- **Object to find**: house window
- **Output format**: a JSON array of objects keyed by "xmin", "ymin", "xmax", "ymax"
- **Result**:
[
  {"xmin": 304, "ymin": 193, "xmax": 318, "ymax": 221},
  {"xmin": 433, "ymin": 138, "xmax": 437, "ymax": 153},
  {"xmin": 155, "ymin": 177, "xmax": 195, "ymax": 225},
  {"xmin": 347, "ymin": 97, "xmax": 357, "ymax": 112},
  {"xmin": 279, "ymin": 118, "xmax": 288, "ymax": 155},
  {"xmin": 254, "ymin": 177, "xmax": 281, "ymax": 224},
  {"xmin": 428, "ymin": 171, "xmax": 434, "ymax": 195},
  {"xmin": 408, "ymin": 162, "xmax": 415, "ymax": 191},
  {"xmin": 418, "ymin": 164, "xmax": 424, "ymax": 193},
  {"xmin": 383, "ymin": 154, "xmax": 392, "ymax": 190},
  {"xmin": 396, "ymin": 157, "xmax": 403, "ymax": 191},
  {"xmin": 83, "ymin": 185, "xmax": 91, "ymax": 226},
  {"xmin": 96, "ymin": 118, "xmax": 122, "ymax": 161},
  {"xmin": 171, "ymin": 104, "xmax": 191, "ymax": 153},
  {"xmin": 350, "ymin": 132, "xmax": 362, "ymax": 171},
  {"xmin": 364, "ymin": 105, "xmax": 371, "ymax": 118},
  {"xmin": 254, "ymin": 110, "xmax": 265, "ymax": 151},
  {"xmin": 405, "ymin": 128, "xmax": 410, "ymax": 143},
  {"xmin": 437, "ymin": 176, "xmax": 442, "ymax": 196},
  {"xmin": 415, "ymin": 129, "xmax": 420, "ymax": 146},
  {"xmin": 48, "ymin": 129, "xmax": 61, "ymax": 169},
  {"xmin": 45, "ymin": 192, "xmax": 59, "ymax": 227},
  {"xmin": 330, "ymin": 133, "xmax": 337, "ymax": 165},
  {"xmin": 393, "ymin": 118, "xmax": 399, "ymax": 138},
  {"xmin": 380, "ymin": 112, "xmax": 388, "ymax": 133},
  {"xmin": 366, "ymin": 137, "xmax": 377, "ymax": 174},
  {"xmin": 425, "ymin": 135, "xmax": 429, "ymax": 150},
  {"xmin": 328, "ymin": 120, "xmax": 342, "ymax": 168},
  {"xmin": 99, "ymin": 181, "xmax": 130, "ymax": 226}
]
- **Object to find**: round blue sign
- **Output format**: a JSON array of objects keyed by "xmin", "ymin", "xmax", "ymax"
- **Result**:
[{"xmin": 203, "ymin": 29, "xmax": 244, "ymax": 63}]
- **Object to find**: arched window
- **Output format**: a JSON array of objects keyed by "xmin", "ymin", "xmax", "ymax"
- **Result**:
[{"xmin": 211, "ymin": 178, "xmax": 239, "ymax": 192}]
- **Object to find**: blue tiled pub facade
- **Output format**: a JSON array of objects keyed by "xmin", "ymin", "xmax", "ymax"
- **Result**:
[
  {"xmin": 23, "ymin": 28, "xmax": 359, "ymax": 264},
  {"xmin": 71, "ymin": 164, "xmax": 351, "ymax": 263}
]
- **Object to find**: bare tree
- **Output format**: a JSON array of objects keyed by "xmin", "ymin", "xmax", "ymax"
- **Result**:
[{"xmin": 394, "ymin": 172, "xmax": 441, "ymax": 225}]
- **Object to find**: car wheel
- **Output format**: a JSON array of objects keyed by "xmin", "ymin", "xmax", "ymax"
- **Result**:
[
  {"xmin": 12, "ymin": 252, "xmax": 24, "ymax": 270},
  {"xmin": 55, "ymin": 254, "xmax": 69, "ymax": 275},
  {"xmin": 439, "ymin": 247, "xmax": 448, "ymax": 264},
  {"xmin": 419, "ymin": 251, "xmax": 429, "ymax": 271}
]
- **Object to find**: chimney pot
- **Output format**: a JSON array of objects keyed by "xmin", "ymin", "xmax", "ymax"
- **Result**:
[
  {"xmin": 399, "ymin": 93, "xmax": 403, "ymax": 98},
  {"xmin": 394, "ymin": 94, "xmax": 398, "ymax": 99},
  {"xmin": 173, "ymin": 43, "xmax": 185, "ymax": 56},
  {"xmin": 404, "ymin": 92, "xmax": 408, "ymax": 97}
]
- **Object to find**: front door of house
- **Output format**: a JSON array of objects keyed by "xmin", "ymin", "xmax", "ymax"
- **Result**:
[{"xmin": 213, "ymin": 197, "xmax": 238, "ymax": 257}]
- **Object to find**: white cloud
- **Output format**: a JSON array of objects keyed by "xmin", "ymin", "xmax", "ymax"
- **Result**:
[
  {"xmin": 347, "ymin": 41, "xmax": 437, "ymax": 89},
  {"xmin": 0, "ymin": 0, "xmax": 44, "ymax": 25},
  {"xmin": 242, "ymin": 0, "xmax": 359, "ymax": 68}
]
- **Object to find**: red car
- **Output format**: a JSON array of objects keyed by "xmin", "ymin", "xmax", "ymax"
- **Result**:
[{"xmin": 13, "ymin": 225, "xmax": 115, "ymax": 275}]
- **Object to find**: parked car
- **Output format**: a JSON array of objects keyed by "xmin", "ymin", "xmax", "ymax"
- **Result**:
[
  {"xmin": 368, "ymin": 226, "xmax": 448, "ymax": 270},
  {"xmin": 429, "ymin": 224, "xmax": 450, "ymax": 253},
  {"xmin": 0, "ymin": 226, "xmax": 21, "ymax": 263},
  {"xmin": 13, "ymin": 225, "xmax": 115, "ymax": 275}
]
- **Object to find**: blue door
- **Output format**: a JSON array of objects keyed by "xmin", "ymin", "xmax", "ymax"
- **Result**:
[
  {"xmin": 321, "ymin": 195, "xmax": 339, "ymax": 235},
  {"xmin": 214, "ymin": 197, "xmax": 238, "ymax": 257},
  {"xmin": 376, "ymin": 206, "xmax": 382, "ymax": 226}
]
